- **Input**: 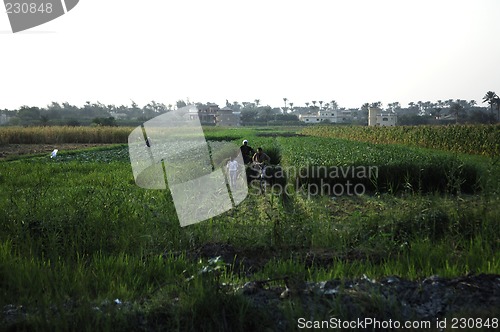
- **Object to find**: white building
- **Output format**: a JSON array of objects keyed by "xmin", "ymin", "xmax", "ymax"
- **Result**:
[
  {"xmin": 299, "ymin": 110, "xmax": 338, "ymax": 123},
  {"xmin": 368, "ymin": 107, "xmax": 397, "ymax": 126},
  {"xmin": 108, "ymin": 112, "xmax": 128, "ymax": 120},
  {"xmin": 299, "ymin": 109, "xmax": 349, "ymax": 123},
  {"xmin": 0, "ymin": 113, "xmax": 9, "ymax": 125}
]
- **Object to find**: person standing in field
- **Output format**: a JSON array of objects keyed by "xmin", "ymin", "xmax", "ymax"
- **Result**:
[
  {"xmin": 226, "ymin": 155, "xmax": 239, "ymax": 188},
  {"xmin": 240, "ymin": 139, "xmax": 254, "ymax": 164}
]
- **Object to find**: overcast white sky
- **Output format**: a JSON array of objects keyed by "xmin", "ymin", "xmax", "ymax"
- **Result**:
[{"xmin": 1, "ymin": 0, "xmax": 500, "ymax": 110}]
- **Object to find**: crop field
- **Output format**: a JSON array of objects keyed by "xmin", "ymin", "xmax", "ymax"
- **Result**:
[
  {"xmin": 279, "ymin": 136, "xmax": 488, "ymax": 194},
  {"xmin": 0, "ymin": 125, "xmax": 499, "ymax": 331},
  {"xmin": 0, "ymin": 126, "xmax": 132, "ymax": 145},
  {"xmin": 301, "ymin": 124, "xmax": 500, "ymax": 157}
]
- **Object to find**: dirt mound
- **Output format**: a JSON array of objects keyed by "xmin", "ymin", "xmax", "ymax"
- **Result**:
[
  {"xmin": 185, "ymin": 242, "xmax": 500, "ymax": 324},
  {"xmin": 240, "ymin": 273, "xmax": 500, "ymax": 323}
]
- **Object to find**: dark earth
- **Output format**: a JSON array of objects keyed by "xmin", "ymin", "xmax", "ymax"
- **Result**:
[{"xmin": 182, "ymin": 242, "xmax": 500, "ymax": 329}]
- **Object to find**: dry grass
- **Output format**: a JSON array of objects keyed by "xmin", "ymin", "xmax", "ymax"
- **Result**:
[{"xmin": 0, "ymin": 126, "xmax": 134, "ymax": 144}]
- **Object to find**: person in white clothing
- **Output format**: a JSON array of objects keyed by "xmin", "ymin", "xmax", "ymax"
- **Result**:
[{"xmin": 227, "ymin": 156, "xmax": 239, "ymax": 188}]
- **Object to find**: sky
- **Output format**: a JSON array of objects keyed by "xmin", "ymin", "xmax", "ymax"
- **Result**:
[{"xmin": 1, "ymin": 0, "xmax": 500, "ymax": 110}]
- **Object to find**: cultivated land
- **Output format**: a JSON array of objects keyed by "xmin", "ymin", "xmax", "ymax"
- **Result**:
[
  {"xmin": 0, "ymin": 125, "xmax": 499, "ymax": 331},
  {"xmin": 0, "ymin": 143, "xmax": 115, "ymax": 160}
]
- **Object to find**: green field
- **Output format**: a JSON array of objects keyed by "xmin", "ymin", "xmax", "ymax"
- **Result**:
[{"xmin": 1, "ymin": 125, "xmax": 499, "ymax": 331}]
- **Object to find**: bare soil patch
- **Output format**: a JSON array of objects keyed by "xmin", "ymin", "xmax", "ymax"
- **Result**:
[{"xmin": 179, "ymin": 242, "xmax": 500, "ymax": 325}]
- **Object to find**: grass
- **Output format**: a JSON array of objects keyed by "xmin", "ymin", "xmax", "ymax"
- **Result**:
[{"xmin": 0, "ymin": 126, "xmax": 499, "ymax": 330}]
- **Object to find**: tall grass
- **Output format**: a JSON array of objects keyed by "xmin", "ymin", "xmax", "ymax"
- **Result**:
[
  {"xmin": 0, "ymin": 126, "xmax": 134, "ymax": 144},
  {"xmin": 302, "ymin": 124, "xmax": 500, "ymax": 157}
]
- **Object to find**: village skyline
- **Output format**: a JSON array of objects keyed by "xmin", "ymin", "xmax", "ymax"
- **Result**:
[{"xmin": 2, "ymin": 1, "xmax": 499, "ymax": 113}]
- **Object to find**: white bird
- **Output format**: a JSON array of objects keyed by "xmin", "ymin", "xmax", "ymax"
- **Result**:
[{"xmin": 50, "ymin": 149, "xmax": 58, "ymax": 158}]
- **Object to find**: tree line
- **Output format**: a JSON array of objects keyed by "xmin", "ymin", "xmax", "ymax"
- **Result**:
[{"xmin": 1, "ymin": 92, "xmax": 498, "ymax": 127}]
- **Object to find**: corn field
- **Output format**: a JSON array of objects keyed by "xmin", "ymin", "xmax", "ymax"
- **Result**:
[{"xmin": 301, "ymin": 124, "xmax": 500, "ymax": 157}]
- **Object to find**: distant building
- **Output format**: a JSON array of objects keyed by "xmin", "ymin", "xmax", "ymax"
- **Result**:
[
  {"xmin": 189, "ymin": 103, "xmax": 240, "ymax": 126},
  {"xmin": 299, "ymin": 109, "xmax": 352, "ymax": 124},
  {"xmin": 0, "ymin": 113, "xmax": 9, "ymax": 125},
  {"xmin": 439, "ymin": 113, "xmax": 457, "ymax": 123},
  {"xmin": 190, "ymin": 103, "xmax": 218, "ymax": 125},
  {"xmin": 368, "ymin": 107, "xmax": 397, "ymax": 126},
  {"xmin": 338, "ymin": 109, "xmax": 353, "ymax": 123},
  {"xmin": 216, "ymin": 106, "xmax": 240, "ymax": 126},
  {"xmin": 108, "ymin": 112, "xmax": 128, "ymax": 120}
]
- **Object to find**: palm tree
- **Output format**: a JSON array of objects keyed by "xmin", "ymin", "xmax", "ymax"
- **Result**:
[
  {"xmin": 289, "ymin": 102, "xmax": 294, "ymax": 113},
  {"xmin": 312, "ymin": 101, "xmax": 317, "ymax": 109},
  {"xmin": 261, "ymin": 107, "xmax": 272, "ymax": 121},
  {"xmin": 330, "ymin": 100, "xmax": 338, "ymax": 110},
  {"xmin": 305, "ymin": 102, "xmax": 310, "ymax": 110},
  {"xmin": 254, "ymin": 99, "xmax": 260, "ymax": 108},
  {"xmin": 424, "ymin": 101, "xmax": 432, "ymax": 114},
  {"xmin": 389, "ymin": 102, "xmax": 401, "ymax": 112},
  {"xmin": 283, "ymin": 98, "xmax": 288, "ymax": 110},
  {"xmin": 417, "ymin": 101, "xmax": 423, "ymax": 113},
  {"xmin": 319, "ymin": 101, "xmax": 323, "ymax": 110},
  {"xmin": 360, "ymin": 103, "xmax": 370, "ymax": 123},
  {"xmin": 483, "ymin": 91, "xmax": 498, "ymax": 123},
  {"xmin": 449, "ymin": 102, "xmax": 464, "ymax": 124}
]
